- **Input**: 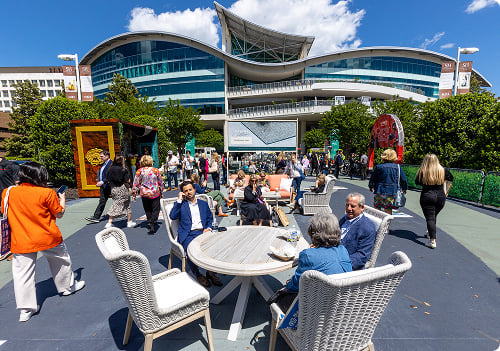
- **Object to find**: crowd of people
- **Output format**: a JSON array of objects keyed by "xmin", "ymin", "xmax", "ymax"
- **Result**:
[{"xmin": 0, "ymin": 145, "xmax": 454, "ymax": 322}]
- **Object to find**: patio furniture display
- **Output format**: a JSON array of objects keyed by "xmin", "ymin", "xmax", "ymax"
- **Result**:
[
  {"xmin": 301, "ymin": 175, "xmax": 337, "ymax": 215},
  {"xmin": 268, "ymin": 251, "xmax": 412, "ymax": 351},
  {"xmin": 160, "ymin": 195, "xmax": 215, "ymax": 272},
  {"xmin": 228, "ymin": 174, "xmax": 293, "ymax": 203},
  {"xmin": 95, "ymin": 228, "xmax": 214, "ymax": 351},
  {"xmin": 187, "ymin": 226, "xmax": 309, "ymax": 341},
  {"xmin": 233, "ymin": 190, "xmax": 281, "ymax": 225},
  {"xmin": 362, "ymin": 205, "xmax": 394, "ymax": 269}
]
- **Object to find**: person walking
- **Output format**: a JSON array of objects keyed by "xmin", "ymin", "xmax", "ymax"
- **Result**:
[
  {"xmin": 132, "ymin": 155, "xmax": 164, "ymax": 234},
  {"xmin": 320, "ymin": 154, "xmax": 330, "ymax": 175},
  {"xmin": 184, "ymin": 150, "xmax": 194, "ymax": 180},
  {"xmin": 415, "ymin": 154, "xmax": 454, "ymax": 249},
  {"xmin": 2, "ymin": 162, "xmax": 85, "ymax": 322},
  {"xmin": 178, "ymin": 154, "xmax": 185, "ymax": 181},
  {"xmin": 166, "ymin": 150, "xmax": 179, "ymax": 191},
  {"xmin": 284, "ymin": 154, "xmax": 304, "ymax": 194},
  {"xmin": 301, "ymin": 155, "xmax": 310, "ymax": 177},
  {"xmin": 275, "ymin": 151, "xmax": 287, "ymax": 174},
  {"xmin": 360, "ymin": 152, "xmax": 368, "ymax": 180},
  {"xmin": 198, "ymin": 153, "xmax": 208, "ymax": 183},
  {"xmin": 334, "ymin": 150, "xmax": 343, "ymax": 178},
  {"xmin": 209, "ymin": 152, "xmax": 221, "ymax": 190},
  {"xmin": 85, "ymin": 150, "xmax": 112, "ymax": 223},
  {"xmin": 369, "ymin": 149, "xmax": 408, "ymax": 215},
  {"xmin": 104, "ymin": 156, "xmax": 136, "ymax": 229},
  {"xmin": 0, "ymin": 157, "xmax": 19, "ymax": 260}
]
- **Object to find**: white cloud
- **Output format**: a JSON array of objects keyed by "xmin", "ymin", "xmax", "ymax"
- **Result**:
[
  {"xmin": 228, "ymin": 0, "xmax": 365, "ymax": 55},
  {"xmin": 465, "ymin": 0, "xmax": 500, "ymax": 13},
  {"xmin": 127, "ymin": 0, "xmax": 365, "ymax": 55},
  {"xmin": 127, "ymin": 7, "xmax": 219, "ymax": 47},
  {"xmin": 440, "ymin": 43, "xmax": 455, "ymax": 49},
  {"xmin": 420, "ymin": 32, "xmax": 445, "ymax": 50}
]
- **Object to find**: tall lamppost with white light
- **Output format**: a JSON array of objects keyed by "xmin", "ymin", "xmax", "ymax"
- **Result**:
[
  {"xmin": 454, "ymin": 47, "xmax": 479, "ymax": 96},
  {"xmin": 58, "ymin": 53, "xmax": 81, "ymax": 101}
]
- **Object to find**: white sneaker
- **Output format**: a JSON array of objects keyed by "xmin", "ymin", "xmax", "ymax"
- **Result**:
[
  {"xmin": 62, "ymin": 280, "xmax": 86, "ymax": 296},
  {"xmin": 19, "ymin": 306, "xmax": 39, "ymax": 322},
  {"xmin": 425, "ymin": 240, "xmax": 437, "ymax": 249},
  {"xmin": 127, "ymin": 221, "xmax": 137, "ymax": 228},
  {"xmin": 104, "ymin": 222, "xmax": 113, "ymax": 229}
]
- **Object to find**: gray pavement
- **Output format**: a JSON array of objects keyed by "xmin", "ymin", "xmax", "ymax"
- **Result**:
[{"xmin": 0, "ymin": 176, "xmax": 499, "ymax": 351}]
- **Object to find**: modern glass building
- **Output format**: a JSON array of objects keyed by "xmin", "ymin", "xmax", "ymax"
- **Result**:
[{"xmin": 81, "ymin": 2, "xmax": 491, "ymax": 148}]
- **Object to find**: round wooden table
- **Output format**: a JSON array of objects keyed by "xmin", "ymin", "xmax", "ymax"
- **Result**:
[{"xmin": 187, "ymin": 225, "xmax": 308, "ymax": 341}]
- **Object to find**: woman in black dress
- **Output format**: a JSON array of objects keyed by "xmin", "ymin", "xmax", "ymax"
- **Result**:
[{"xmin": 240, "ymin": 174, "xmax": 271, "ymax": 226}]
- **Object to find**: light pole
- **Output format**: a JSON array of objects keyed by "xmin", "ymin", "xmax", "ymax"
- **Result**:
[
  {"xmin": 58, "ymin": 53, "xmax": 81, "ymax": 101},
  {"xmin": 454, "ymin": 47, "xmax": 479, "ymax": 96}
]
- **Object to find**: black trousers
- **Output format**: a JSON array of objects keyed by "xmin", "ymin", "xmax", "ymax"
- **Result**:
[
  {"xmin": 141, "ymin": 196, "xmax": 161, "ymax": 226},
  {"xmin": 420, "ymin": 189, "xmax": 446, "ymax": 240},
  {"xmin": 93, "ymin": 185, "xmax": 111, "ymax": 219}
]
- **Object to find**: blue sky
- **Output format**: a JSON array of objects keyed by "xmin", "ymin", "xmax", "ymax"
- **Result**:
[{"xmin": 2, "ymin": 0, "xmax": 499, "ymax": 95}]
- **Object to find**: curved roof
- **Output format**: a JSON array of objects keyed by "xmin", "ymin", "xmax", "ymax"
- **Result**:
[
  {"xmin": 214, "ymin": 2, "xmax": 314, "ymax": 60},
  {"xmin": 80, "ymin": 31, "xmax": 491, "ymax": 87}
]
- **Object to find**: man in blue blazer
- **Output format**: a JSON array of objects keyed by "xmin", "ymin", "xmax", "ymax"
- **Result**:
[
  {"xmin": 169, "ymin": 180, "xmax": 222, "ymax": 287},
  {"xmin": 85, "ymin": 150, "xmax": 112, "ymax": 223},
  {"xmin": 339, "ymin": 192, "xmax": 376, "ymax": 270}
]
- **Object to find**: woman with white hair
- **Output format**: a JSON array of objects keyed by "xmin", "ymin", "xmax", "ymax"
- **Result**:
[{"xmin": 415, "ymin": 154, "xmax": 454, "ymax": 249}]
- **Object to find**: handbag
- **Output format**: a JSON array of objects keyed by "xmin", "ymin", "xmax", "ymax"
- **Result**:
[
  {"xmin": 1, "ymin": 186, "xmax": 14, "ymax": 258},
  {"xmin": 208, "ymin": 160, "xmax": 218, "ymax": 173},
  {"xmin": 394, "ymin": 165, "xmax": 406, "ymax": 208}
]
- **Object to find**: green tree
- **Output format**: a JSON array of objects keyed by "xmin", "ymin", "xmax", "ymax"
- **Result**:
[
  {"xmin": 3, "ymin": 81, "xmax": 43, "ymax": 157},
  {"xmin": 303, "ymin": 128, "xmax": 326, "ymax": 149},
  {"xmin": 161, "ymin": 99, "xmax": 204, "ymax": 155},
  {"xmin": 319, "ymin": 100, "xmax": 374, "ymax": 155},
  {"xmin": 30, "ymin": 96, "xmax": 98, "ymax": 185},
  {"xmin": 104, "ymin": 73, "xmax": 139, "ymax": 105},
  {"xmin": 196, "ymin": 128, "xmax": 224, "ymax": 149},
  {"xmin": 414, "ymin": 92, "xmax": 499, "ymax": 171}
]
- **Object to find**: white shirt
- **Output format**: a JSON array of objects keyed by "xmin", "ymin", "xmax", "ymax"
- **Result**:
[
  {"xmin": 340, "ymin": 213, "xmax": 364, "ymax": 240},
  {"xmin": 184, "ymin": 156, "xmax": 193, "ymax": 170},
  {"xmin": 188, "ymin": 199, "xmax": 203, "ymax": 231},
  {"xmin": 361, "ymin": 154, "xmax": 368, "ymax": 165},
  {"xmin": 167, "ymin": 155, "xmax": 179, "ymax": 172}
]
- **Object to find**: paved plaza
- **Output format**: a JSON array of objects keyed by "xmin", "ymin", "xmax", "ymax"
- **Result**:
[{"xmin": 0, "ymin": 176, "xmax": 499, "ymax": 351}]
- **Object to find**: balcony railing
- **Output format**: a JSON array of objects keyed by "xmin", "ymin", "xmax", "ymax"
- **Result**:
[
  {"xmin": 228, "ymin": 99, "xmax": 337, "ymax": 119},
  {"xmin": 227, "ymin": 78, "xmax": 427, "ymax": 97}
]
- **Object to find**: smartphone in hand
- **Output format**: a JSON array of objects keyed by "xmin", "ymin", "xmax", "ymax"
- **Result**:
[{"xmin": 57, "ymin": 185, "xmax": 68, "ymax": 194}]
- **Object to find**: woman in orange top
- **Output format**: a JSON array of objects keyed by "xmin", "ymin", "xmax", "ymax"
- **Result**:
[{"xmin": 1, "ymin": 162, "xmax": 85, "ymax": 322}]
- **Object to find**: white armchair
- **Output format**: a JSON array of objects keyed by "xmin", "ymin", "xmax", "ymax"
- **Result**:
[
  {"xmin": 95, "ymin": 228, "xmax": 214, "ymax": 351},
  {"xmin": 269, "ymin": 251, "xmax": 412, "ymax": 351},
  {"xmin": 363, "ymin": 205, "xmax": 394, "ymax": 269},
  {"xmin": 301, "ymin": 175, "xmax": 337, "ymax": 215}
]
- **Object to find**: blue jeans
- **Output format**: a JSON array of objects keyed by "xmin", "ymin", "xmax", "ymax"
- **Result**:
[
  {"xmin": 181, "ymin": 230, "xmax": 204, "ymax": 276},
  {"xmin": 212, "ymin": 172, "xmax": 220, "ymax": 190},
  {"xmin": 292, "ymin": 177, "xmax": 302, "ymax": 193},
  {"xmin": 167, "ymin": 171, "xmax": 178, "ymax": 188},
  {"xmin": 221, "ymin": 169, "xmax": 227, "ymax": 185}
]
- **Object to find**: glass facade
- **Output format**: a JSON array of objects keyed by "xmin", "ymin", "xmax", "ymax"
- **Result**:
[
  {"xmin": 91, "ymin": 40, "xmax": 225, "ymax": 114},
  {"xmin": 305, "ymin": 56, "xmax": 441, "ymax": 98},
  {"xmin": 230, "ymin": 34, "xmax": 299, "ymax": 63}
]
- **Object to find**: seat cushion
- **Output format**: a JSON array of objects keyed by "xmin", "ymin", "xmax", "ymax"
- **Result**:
[
  {"xmin": 279, "ymin": 178, "xmax": 293, "ymax": 191},
  {"xmin": 278, "ymin": 190, "xmax": 290, "ymax": 198},
  {"xmin": 268, "ymin": 174, "xmax": 287, "ymax": 190},
  {"xmin": 166, "ymin": 203, "xmax": 179, "ymax": 239},
  {"xmin": 154, "ymin": 272, "xmax": 209, "ymax": 312},
  {"xmin": 103, "ymin": 235, "xmax": 122, "ymax": 254},
  {"xmin": 364, "ymin": 212, "xmax": 382, "ymax": 231}
]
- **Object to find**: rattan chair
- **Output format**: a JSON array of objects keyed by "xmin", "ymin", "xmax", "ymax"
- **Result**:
[
  {"xmin": 160, "ymin": 194, "xmax": 214, "ymax": 271},
  {"xmin": 362, "ymin": 205, "xmax": 394, "ymax": 269},
  {"xmin": 269, "ymin": 251, "xmax": 412, "ymax": 351},
  {"xmin": 95, "ymin": 228, "xmax": 214, "ymax": 351},
  {"xmin": 301, "ymin": 175, "xmax": 337, "ymax": 215}
]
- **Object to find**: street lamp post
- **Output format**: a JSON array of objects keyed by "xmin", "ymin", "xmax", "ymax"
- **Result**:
[
  {"xmin": 57, "ymin": 53, "xmax": 81, "ymax": 101},
  {"xmin": 454, "ymin": 47, "xmax": 479, "ymax": 96}
]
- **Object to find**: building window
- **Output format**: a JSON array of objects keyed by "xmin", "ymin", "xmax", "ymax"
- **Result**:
[
  {"xmin": 54, "ymin": 80, "xmax": 61, "ymax": 87},
  {"xmin": 1, "ymin": 80, "xmax": 6, "ymax": 87},
  {"xmin": 48, "ymin": 90, "xmax": 54, "ymax": 97},
  {"xmin": 2, "ymin": 91, "xmax": 8, "ymax": 97},
  {"xmin": 8, "ymin": 80, "xmax": 15, "ymax": 86},
  {"xmin": 47, "ymin": 80, "xmax": 53, "ymax": 87},
  {"xmin": 0, "ymin": 101, "xmax": 2, "ymax": 107},
  {"xmin": 39, "ymin": 80, "xmax": 46, "ymax": 87},
  {"xmin": 4, "ymin": 101, "xmax": 10, "ymax": 107},
  {"xmin": 12, "ymin": 101, "xmax": 17, "ymax": 108},
  {"xmin": 32, "ymin": 80, "xmax": 37, "ymax": 84},
  {"xmin": 16, "ymin": 80, "xmax": 22, "ymax": 84},
  {"xmin": 41, "ymin": 90, "xmax": 47, "ymax": 97}
]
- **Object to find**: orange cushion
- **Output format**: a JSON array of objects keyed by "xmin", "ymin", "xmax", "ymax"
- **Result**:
[{"xmin": 268, "ymin": 174, "xmax": 289, "ymax": 190}]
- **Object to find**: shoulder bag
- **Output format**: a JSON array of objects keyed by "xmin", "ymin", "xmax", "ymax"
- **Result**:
[
  {"xmin": 208, "ymin": 159, "xmax": 218, "ymax": 173},
  {"xmin": 394, "ymin": 165, "xmax": 406, "ymax": 208},
  {"xmin": 1, "ymin": 186, "xmax": 15, "ymax": 259}
]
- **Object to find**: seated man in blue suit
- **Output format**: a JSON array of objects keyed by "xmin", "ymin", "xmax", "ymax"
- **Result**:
[
  {"xmin": 339, "ymin": 193, "xmax": 376, "ymax": 270},
  {"xmin": 169, "ymin": 180, "xmax": 223, "ymax": 287}
]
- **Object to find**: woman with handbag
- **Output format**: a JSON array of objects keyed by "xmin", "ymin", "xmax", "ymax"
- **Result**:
[
  {"xmin": 415, "ymin": 154, "xmax": 454, "ymax": 249},
  {"xmin": 208, "ymin": 152, "xmax": 221, "ymax": 190},
  {"xmin": 369, "ymin": 149, "xmax": 408, "ymax": 215},
  {"xmin": 284, "ymin": 154, "xmax": 304, "ymax": 194},
  {"xmin": 267, "ymin": 213, "xmax": 352, "ymax": 312},
  {"xmin": 104, "ymin": 156, "xmax": 136, "ymax": 229},
  {"xmin": 1, "ymin": 162, "xmax": 85, "ymax": 322}
]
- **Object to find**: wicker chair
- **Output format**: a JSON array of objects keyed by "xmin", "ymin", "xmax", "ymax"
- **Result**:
[
  {"xmin": 269, "ymin": 251, "xmax": 412, "ymax": 351},
  {"xmin": 301, "ymin": 175, "xmax": 337, "ymax": 215},
  {"xmin": 160, "ymin": 194, "xmax": 214, "ymax": 272},
  {"xmin": 95, "ymin": 228, "xmax": 214, "ymax": 351},
  {"xmin": 362, "ymin": 205, "xmax": 394, "ymax": 269}
]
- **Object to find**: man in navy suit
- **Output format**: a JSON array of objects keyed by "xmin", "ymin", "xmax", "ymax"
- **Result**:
[
  {"xmin": 339, "ymin": 193, "xmax": 376, "ymax": 270},
  {"xmin": 85, "ymin": 150, "xmax": 112, "ymax": 223},
  {"xmin": 169, "ymin": 180, "xmax": 223, "ymax": 287}
]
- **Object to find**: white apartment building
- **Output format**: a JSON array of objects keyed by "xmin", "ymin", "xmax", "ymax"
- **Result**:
[{"xmin": 0, "ymin": 66, "xmax": 64, "ymax": 113}]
